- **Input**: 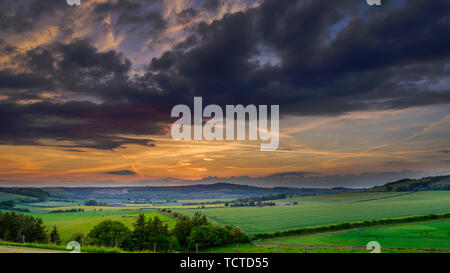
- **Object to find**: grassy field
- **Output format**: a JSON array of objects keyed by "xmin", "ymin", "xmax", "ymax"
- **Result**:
[
  {"xmin": 42, "ymin": 210, "xmax": 177, "ymax": 243},
  {"xmin": 178, "ymin": 191, "xmax": 450, "ymax": 234},
  {"xmin": 203, "ymin": 244, "xmax": 448, "ymax": 253},
  {"xmin": 0, "ymin": 209, "xmax": 177, "ymax": 243},
  {"xmin": 260, "ymin": 219, "xmax": 450, "ymax": 250},
  {"xmin": 203, "ymin": 219, "xmax": 450, "ymax": 253},
  {"xmin": 0, "ymin": 192, "xmax": 30, "ymax": 201},
  {"xmin": 1, "ymin": 190, "xmax": 449, "ymax": 252}
]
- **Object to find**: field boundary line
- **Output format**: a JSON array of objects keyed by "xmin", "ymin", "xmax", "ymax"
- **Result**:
[
  {"xmin": 352, "ymin": 192, "xmax": 414, "ymax": 203},
  {"xmin": 253, "ymin": 243, "xmax": 450, "ymax": 252}
]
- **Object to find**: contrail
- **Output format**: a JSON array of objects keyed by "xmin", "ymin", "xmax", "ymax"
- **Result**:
[{"xmin": 112, "ymin": 149, "xmax": 145, "ymax": 177}]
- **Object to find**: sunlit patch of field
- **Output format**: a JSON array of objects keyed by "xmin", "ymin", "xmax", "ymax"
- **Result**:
[
  {"xmin": 42, "ymin": 211, "xmax": 177, "ymax": 243},
  {"xmin": 179, "ymin": 191, "xmax": 450, "ymax": 234},
  {"xmin": 260, "ymin": 219, "xmax": 450, "ymax": 250}
]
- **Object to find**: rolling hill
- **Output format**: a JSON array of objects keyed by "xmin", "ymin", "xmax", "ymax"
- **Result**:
[{"xmin": 371, "ymin": 175, "xmax": 450, "ymax": 192}]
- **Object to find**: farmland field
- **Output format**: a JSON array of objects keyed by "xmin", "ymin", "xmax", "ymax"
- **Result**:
[
  {"xmin": 0, "ymin": 192, "xmax": 31, "ymax": 201},
  {"xmin": 1, "ymin": 190, "xmax": 449, "ymax": 252},
  {"xmin": 0, "ymin": 208, "xmax": 176, "ymax": 243},
  {"xmin": 261, "ymin": 219, "xmax": 450, "ymax": 250},
  {"xmin": 40, "ymin": 210, "xmax": 176, "ymax": 243},
  {"xmin": 178, "ymin": 191, "xmax": 450, "ymax": 234}
]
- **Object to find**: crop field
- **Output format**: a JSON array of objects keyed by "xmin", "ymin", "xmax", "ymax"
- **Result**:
[
  {"xmin": 260, "ymin": 219, "xmax": 450, "ymax": 250},
  {"xmin": 178, "ymin": 191, "xmax": 450, "ymax": 234},
  {"xmin": 1, "ymin": 190, "xmax": 449, "ymax": 252}
]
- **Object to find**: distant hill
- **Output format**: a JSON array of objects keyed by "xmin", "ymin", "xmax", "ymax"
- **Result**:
[
  {"xmin": 0, "ymin": 187, "xmax": 49, "ymax": 199},
  {"xmin": 371, "ymin": 175, "xmax": 450, "ymax": 192},
  {"xmin": 4, "ymin": 183, "xmax": 358, "ymax": 201}
]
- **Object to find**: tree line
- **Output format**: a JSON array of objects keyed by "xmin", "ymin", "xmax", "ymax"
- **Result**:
[
  {"xmin": 85, "ymin": 211, "xmax": 250, "ymax": 252},
  {"xmin": 49, "ymin": 208, "xmax": 85, "ymax": 213},
  {"xmin": 0, "ymin": 211, "xmax": 48, "ymax": 243},
  {"xmin": 0, "ymin": 210, "xmax": 251, "ymax": 252}
]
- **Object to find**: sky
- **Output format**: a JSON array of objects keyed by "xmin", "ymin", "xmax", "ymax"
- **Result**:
[{"xmin": 0, "ymin": 0, "xmax": 449, "ymax": 187}]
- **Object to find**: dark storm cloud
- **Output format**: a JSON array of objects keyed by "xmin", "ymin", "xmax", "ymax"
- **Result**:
[
  {"xmin": 25, "ymin": 39, "xmax": 132, "ymax": 89},
  {"xmin": 0, "ymin": 100, "xmax": 161, "ymax": 149},
  {"xmin": 93, "ymin": 0, "xmax": 167, "ymax": 36},
  {"xmin": 202, "ymin": 0, "xmax": 223, "ymax": 12},
  {"xmin": 147, "ymin": 0, "xmax": 450, "ymax": 115},
  {"xmin": 104, "ymin": 170, "xmax": 136, "ymax": 175},
  {"xmin": 0, "ymin": 70, "xmax": 53, "ymax": 89},
  {"xmin": 0, "ymin": 0, "xmax": 449, "ymax": 150},
  {"xmin": 0, "ymin": 0, "xmax": 65, "ymax": 32},
  {"xmin": 176, "ymin": 8, "xmax": 198, "ymax": 24}
]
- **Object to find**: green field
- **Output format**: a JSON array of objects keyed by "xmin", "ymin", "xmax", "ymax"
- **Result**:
[
  {"xmin": 1, "ymin": 190, "xmax": 450, "ymax": 252},
  {"xmin": 0, "ymin": 192, "xmax": 30, "ymax": 201},
  {"xmin": 0, "ymin": 208, "xmax": 177, "ymax": 243},
  {"xmin": 261, "ymin": 219, "xmax": 450, "ymax": 250},
  {"xmin": 42, "ymin": 210, "xmax": 177, "ymax": 243},
  {"xmin": 24, "ymin": 201, "xmax": 81, "ymax": 207},
  {"xmin": 203, "ymin": 219, "xmax": 450, "ymax": 253},
  {"xmin": 178, "ymin": 191, "xmax": 450, "ymax": 234}
]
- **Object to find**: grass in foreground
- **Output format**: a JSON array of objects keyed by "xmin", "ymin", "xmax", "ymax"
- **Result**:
[{"xmin": 0, "ymin": 241, "xmax": 122, "ymax": 253}]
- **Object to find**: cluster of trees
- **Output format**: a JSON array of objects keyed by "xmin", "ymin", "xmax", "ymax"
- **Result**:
[
  {"xmin": 236, "ymin": 194, "xmax": 287, "ymax": 203},
  {"xmin": 84, "ymin": 200, "xmax": 107, "ymax": 206},
  {"xmin": 0, "ymin": 200, "xmax": 30, "ymax": 212},
  {"xmin": 0, "ymin": 200, "xmax": 16, "ymax": 209},
  {"xmin": 0, "ymin": 211, "xmax": 47, "ymax": 243},
  {"xmin": 226, "ymin": 201, "xmax": 278, "ymax": 207},
  {"xmin": 224, "ymin": 194, "xmax": 290, "ymax": 207},
  {"xmin": 85, "ymin": 212, "xmax": 250, "ymax": 252},
  {"xmin": 49, "ymin": 208, "xmax": 84, "ymax": 213},
  {"xmin": 181, "ymin": 201, "xmax": 225, "ymax": 206}
]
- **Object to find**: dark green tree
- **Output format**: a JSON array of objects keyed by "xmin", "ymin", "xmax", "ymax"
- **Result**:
[
  {"xmin": 231, "ymin": 226, "xmax": 250, "ymax": 243},
  {"xmin": 187, "ymin": 224, "xmax": 222, "ymax": 249},
  {"xmin": 131, "ymin": 213, "xmax": 147, "ymax": 250},
  {"xmin": 87, "ymin": 220, "xmax": 131, "ymax": 248},
  {"xmin": 49, "ymin": 226, "xmax": 61, "ymax": 245}
]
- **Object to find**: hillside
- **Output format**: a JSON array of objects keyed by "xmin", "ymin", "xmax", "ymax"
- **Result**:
[
  {"xmin": 2, "ymin": 183, "xmax": 358, "ymax": 201},
  {"xmin": 371, "ymin": 175, "xmax": 450, "ymax": 192}
]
